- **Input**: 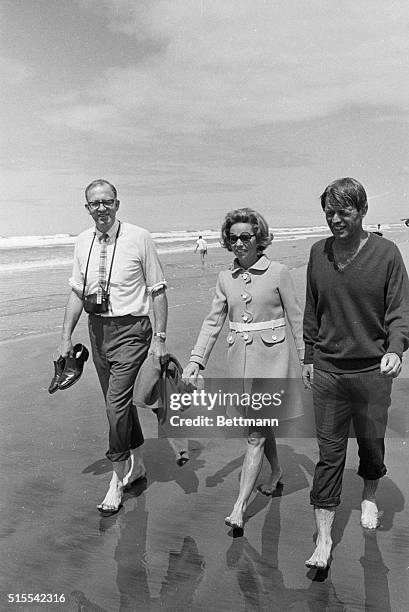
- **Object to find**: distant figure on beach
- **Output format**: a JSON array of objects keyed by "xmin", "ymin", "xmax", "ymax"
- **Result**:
[
  {"xmin": 194, "ymin": 235, "xmax": 208, "ymax": 265},
  {"xmin": 401, "ymin": 218, "xmax": 409, "ymax": 227},
  {"xmin": 302, "ymin": 177, "xmax": 409, "ymax": 569},
  {"xmin": 183, "ymin": 208, "xmax": 304, "ymax": 529},
  {"xmin": 59, "ymin": 179, "xmax": 168, "ymax": 516},
  {"xmin": 372, "ymin": 223, "xmax": 383, "ymax": 236}
]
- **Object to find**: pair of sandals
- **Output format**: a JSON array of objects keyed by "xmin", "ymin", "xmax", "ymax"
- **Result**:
[{"xmin": 48, "ymin": 343, "xmax": 89, "ymax": 393}]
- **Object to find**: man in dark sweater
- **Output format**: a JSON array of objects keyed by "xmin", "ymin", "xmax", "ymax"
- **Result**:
[{"xmin": 302, "ymin": 177, "xmax": 409, "ymax": 569}]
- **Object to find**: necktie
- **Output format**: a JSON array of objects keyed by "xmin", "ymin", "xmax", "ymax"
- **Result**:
[{"xmin": 97, "ymin": 233, "xmax": 109, "ymax": 304}]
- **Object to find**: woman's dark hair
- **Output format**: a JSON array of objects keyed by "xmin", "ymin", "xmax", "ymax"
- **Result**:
[{"xmin": 221, "ymin": 208, "xmax": 273, "ymax": 252}]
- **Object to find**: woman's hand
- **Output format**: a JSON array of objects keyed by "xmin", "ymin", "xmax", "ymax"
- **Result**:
[
  {"xmin": 182, "ymin": 361, "xmax": 200, "ymax": 386},
  {"xmin": 302, "ymin": 363, "xmax": 314, "ymax": 390}
]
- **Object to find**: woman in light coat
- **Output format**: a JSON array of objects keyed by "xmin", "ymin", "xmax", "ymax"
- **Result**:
[{"xmin": 183, "ymin": 208, "xmax": 304, "ymax": 529}]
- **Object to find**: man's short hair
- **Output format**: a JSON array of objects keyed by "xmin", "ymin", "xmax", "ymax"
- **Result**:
[
  {"xmin": 320, "ymin": 177, "xmax": 367, "ymax": 212},
  {"xmin": 85, "ymin": 179, "xmax": 117, "ymax": 201},
  {"xmin": 221, "ymin": 207, "xmax": 273, "ymax": 252}
]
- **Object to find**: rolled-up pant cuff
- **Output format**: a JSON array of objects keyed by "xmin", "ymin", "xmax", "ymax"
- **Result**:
[
  {"xmin": 310, "ymin": 492, "xmax": 340, "ymax": 508},
  {"xmin": 105, "ymin": 403, "xmax": 145, "ymax": 463},
  {"xmin": 357, "ymin": 465, "xmax": 387, "ymax": 480},
  {"xmin": 105, "ymin": 444, "xmax": 143, "ymax": 463}
]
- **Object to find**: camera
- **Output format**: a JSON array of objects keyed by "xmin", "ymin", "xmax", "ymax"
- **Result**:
[{"xmin": 83, "ymin": 292, "xmax": 110, "ymax": 314}]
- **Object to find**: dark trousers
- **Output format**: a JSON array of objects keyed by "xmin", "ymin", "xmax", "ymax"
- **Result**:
[
  {"xmin": 310, "ymin": 368, "xmax": 392, "ymax": 508},
  {"xmin": 88, "ymin": 314, "xmax": 152, "ymax": 462}
]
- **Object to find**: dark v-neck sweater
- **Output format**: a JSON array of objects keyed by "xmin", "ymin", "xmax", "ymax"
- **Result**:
[{"xmin": 303, "ymin": 233, "xmax": 409, "ymax": 372}]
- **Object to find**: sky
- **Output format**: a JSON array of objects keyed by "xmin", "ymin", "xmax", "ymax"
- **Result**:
[{"xmin": 1, "ymin": 0, "xmax": 409, "ymax": 236}]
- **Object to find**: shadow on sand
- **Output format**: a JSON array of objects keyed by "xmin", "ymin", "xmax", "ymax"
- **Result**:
[{"xmin": 74, "ymin": 442, "xmax": 403, "ymax": 611}]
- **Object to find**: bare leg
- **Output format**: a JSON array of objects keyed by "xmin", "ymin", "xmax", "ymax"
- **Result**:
[
  {"xmin": 97, "ymin": 460, "xmax": 127, "ymax": 514},
  {"xmin": 225, "ymin": 436, "xmax": 265, "ymax": 528},
  {"xmin": 361, "ymin": 478, "xmax": 380, "ymax": 529},
  {"xmin": 305, "ymin": 507, "xmax": 335, "ymax": 569},
  {"xmin": 257, "ymin": 431, "xmax": 282, "ymax": 495},
  {"xmin": 123, "ymin": 447, "xmax": 146, "ymax": 487}
]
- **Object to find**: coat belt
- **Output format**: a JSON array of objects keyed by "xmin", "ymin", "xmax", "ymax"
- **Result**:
[{"xmin": 229, "ymin": 317, "xmax": 286, "ymax": 332}]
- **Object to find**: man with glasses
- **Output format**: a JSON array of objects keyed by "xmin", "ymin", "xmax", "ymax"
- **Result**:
[
  {"xmin": 59, "ymin": 179, "xmax": 168, "ymax": 516},
  {"xmin": 302, "ymin": 177, "xmax": 409, "ymax": 568}
]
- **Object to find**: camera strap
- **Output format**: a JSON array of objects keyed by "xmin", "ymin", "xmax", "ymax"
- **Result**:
[{"xmin": 81, "ymin": 221, "xmax": 121, "ymax": 301}]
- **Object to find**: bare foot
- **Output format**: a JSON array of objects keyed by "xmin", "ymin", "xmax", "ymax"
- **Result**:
[
  {"xmin": 123, "ymin": 456, "xmax": 146, "ymax": 488},
  {"xmin": 225, "ymin": 504, "xmax": 246, "ymax": 529},
  {"xmin": 360, "ymin": 499, "xmax": 379, "ymax": 529},
  {"xmin": 97, "ymin": 478, "xmax": 123, "ymax": 515},
  {"xmin": 305, "ymin": 537, "xmax": 332, "ymax": 569},
  {"xmin": 257, "ymin": 469, "xmax": 283, "ymax": 495}
]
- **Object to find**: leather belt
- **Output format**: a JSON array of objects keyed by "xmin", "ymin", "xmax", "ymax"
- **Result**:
[{"xmin": 229, "ymin": 317, "xmax": 285, "ymax": 332}]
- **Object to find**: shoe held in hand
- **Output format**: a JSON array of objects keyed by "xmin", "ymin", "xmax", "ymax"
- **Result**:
[
  {"xmin": 58, "ymin": 344, "xmax": 89, "ymax": 390},
  {"xmin": 48, "ymin": 356, "xmax": 66, "ymax": 394}
]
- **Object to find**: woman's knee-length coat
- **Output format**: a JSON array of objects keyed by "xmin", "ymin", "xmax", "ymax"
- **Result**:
[{"xmin": 190, "ymin": 255, "xmax": 304, "ymax": 378}]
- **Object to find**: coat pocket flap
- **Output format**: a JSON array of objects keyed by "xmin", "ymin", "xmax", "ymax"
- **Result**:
[{"xmin": 260, "ymin": 327, "xmax": 286, "ymax": 345}]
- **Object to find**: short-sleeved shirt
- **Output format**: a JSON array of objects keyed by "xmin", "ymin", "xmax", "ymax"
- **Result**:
[
  {"xmin": 196, "ymin": 238, "xmax": 207, "ymax": 251},
  {"xmin": 69, "ymin": 220, "xmax": 166, "ymax": 317}
]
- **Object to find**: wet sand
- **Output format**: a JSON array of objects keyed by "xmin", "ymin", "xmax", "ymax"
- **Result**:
[{"xmin": 0, "ymin": 241, "xmax": 408, "ymax": 611}]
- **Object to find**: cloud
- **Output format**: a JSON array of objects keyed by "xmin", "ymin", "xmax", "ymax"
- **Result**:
[
  {"xmin": 45, "ymin": 103, "xmax": 117, "ymax": 131},
  {"xmin": 123, "ymin": 180, "xmax": 255, "ymax": 196},
  {"xmin": 45, "ymin": 1, "xmax": 409, "ymax": 139},
  {"xmin": 0, "ymin": 57, "xmax": 34, "ymax": 86}
]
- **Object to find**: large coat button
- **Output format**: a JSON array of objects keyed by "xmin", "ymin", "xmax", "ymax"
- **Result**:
[{"xmin": 241, "ymin": 333, "xmax": 253, "ymax": 344}]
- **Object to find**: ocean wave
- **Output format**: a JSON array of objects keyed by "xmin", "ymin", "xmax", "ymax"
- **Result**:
[
  {"xmin": 0, "ymin": 223, "xmax": 402, "ymax": 249},
  {"xmin": 0, "ymin": 234, "xmax": 76, "ymax": 249},
  {"xmin": 0, "ymin": 257, "xmax": 74, "ymax": 273},
  {"xmin": 0, "ymin": 232, "xmax": 333, "ymax": 273},
  {"xmin": 0, "ymin": 224, "xmax": 404, "ymax": 272}
]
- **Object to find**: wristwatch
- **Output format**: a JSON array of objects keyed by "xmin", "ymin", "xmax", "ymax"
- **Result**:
[{"xmin": 154, "ymin": 331, "xmax": 167, "ymax": 340}]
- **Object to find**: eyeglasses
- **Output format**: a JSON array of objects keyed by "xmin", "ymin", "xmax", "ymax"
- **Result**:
[
  {"xmin": 87, "ymin": 199, "xmax": 117, "ymax": 211},
  {"xmin": 228, "ymin": 232, "xmax": 255, "ymax": 244}
]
